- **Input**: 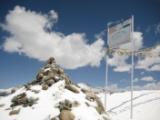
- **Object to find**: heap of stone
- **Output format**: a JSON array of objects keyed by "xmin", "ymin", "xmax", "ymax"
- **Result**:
[{"xmin": 28, "ymin": 57, "xmax": 79, "ymax": 93}]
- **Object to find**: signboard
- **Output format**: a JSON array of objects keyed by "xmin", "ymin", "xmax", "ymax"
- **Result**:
[{"xmin": 108, "ymin": 18, "xmax": 132, "ymax": 48}]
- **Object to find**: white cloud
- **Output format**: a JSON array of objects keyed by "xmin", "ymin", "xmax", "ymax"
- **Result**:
[
  {"xmin": 141, "ymin": 76, "xmax": 155, "ymax": 82},
  {"xmin": 0, "ymin": 6, "xmax": 105, "ymax": 69},
  {"xmin": 150, "ymin": 64, "xmax": 160, "ymax": 71},
  {"xmin": 136, "ymin": 45, "xmax": 160, "ymax": 71},
  {"xmin": 143, "ymin": 81, "xmax": 160, "ymax": 90},
  {"xmin": 108, "ymin": 32, "xmax": 143, "ymax": 72}
]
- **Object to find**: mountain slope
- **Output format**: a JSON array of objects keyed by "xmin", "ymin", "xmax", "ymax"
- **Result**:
[{"xmin": 0, "ymin": 57, "xmax": 107, "ymax": 120}]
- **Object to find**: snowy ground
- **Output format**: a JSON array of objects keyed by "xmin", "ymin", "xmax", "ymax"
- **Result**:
[
  {"xmin": 99, "ymin": 90, "xmax": 160, "ymax": 120},
  {"xmin": 0, "ymin": 83, "xmax": 160, "ymax": 120}
]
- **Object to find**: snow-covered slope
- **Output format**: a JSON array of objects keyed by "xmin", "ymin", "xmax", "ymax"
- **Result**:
[
  {"xmin": 0, "ymin": 57, "xmax": 107, "ymax": 120},
  {"xmin": 98, "ymin": 90, "xmax": 160, "ymax": 120}
]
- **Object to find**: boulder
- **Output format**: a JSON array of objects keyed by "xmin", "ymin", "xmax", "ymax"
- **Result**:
[
  {"xmin": 11, "ymin": 92, "xmax": 38, "ymax": 107},
  {"xmin": 47, "ymin": 57, "xmax": 56, "ymax": 64},
  {"xmin": 59, "ymin": 99, "xmax": 72, "ymax": 111},
  {"xmin": 95, "ymin": 99, "xmax": 105, "ymax": 114},
  {"xmin": 42, "ymin": 84, "xmax": 49, "ymax": 90},
  {"xmin": 59, "ymin": 110, "xmax": 75, "ymax": 120},
  {"xmin": 11, "ymin": 89, "xmax": 16, "ymax": 94},
  {"xmin": 85, "ymin": 92, "xmax": 97, "ymax": 102},
  {"xmin": 46, "ymin": 79, "xmax": 55, "ymax": 86},
  {"xmin": 65, "ymin": 85, "xmax": 79, "ymax": 93},
  {"xmin": 9, "ymin": 108, "xmax": 20, "ymax": 115}
]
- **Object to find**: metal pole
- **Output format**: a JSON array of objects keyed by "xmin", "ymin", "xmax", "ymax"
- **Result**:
[
  {"xmin": 130, "ymin": 15, "xmax": 134, "ymax": 119},
  {"xmin": 105, "ymin": 53, "xmax": 109, "ymax": 108},
  {"xmin": 105, "ymin": 24, "xmax": 109, "ymax": 109}
]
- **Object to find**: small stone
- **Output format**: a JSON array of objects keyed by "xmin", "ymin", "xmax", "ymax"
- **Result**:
[
  {"xmin": 72, "ymin": 101, "xmax": 80, "ymax": 107},
  {"xmin": 59, "ymin": 110, "xmax": 75, "ymax": 120},
  {"xmin": 85, "ymin": 92, "xmax": 97, "ymax": 102},
  {"xmin": 11, "ymin": 89, "xmax": 16, "ymax": 94},
  {"xmin": 31, "ymin": 89, "xmax": 40, "ymax": 94},
  {"xmin": 9, "ymin": 108, "xmax": 20, "ymax": 115},
  {"xmin": 0, "ymin": 104, "xmax": 5, "ymax": 107},
  {"xmin": 42, "ymin": 84, "xmax": 49, "ymax": 90}
]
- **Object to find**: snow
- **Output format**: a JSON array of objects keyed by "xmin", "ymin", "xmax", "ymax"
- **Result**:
[
  {"xmin": 0, "ymin": 81, "xmax": 106, "ymax": 120},
  {"xmin": 98, "ymin": 90, "xmax": 160, "ymax": 120},
  {"xmin": 0, "ymin": 81, "xmax": 160, "ymax": 120}
]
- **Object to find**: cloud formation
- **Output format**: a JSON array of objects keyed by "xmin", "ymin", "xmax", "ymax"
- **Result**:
[
  {"xmin": 136, "ymin": 45, "xmax": 160, "ymax": 71},
  {"xmin": 141, "ymin": 76, "xmax": 155, "ymax": 82},
  {"xmin": 1, "ymin": 6, "xmax": 105, "ymax": 69}
]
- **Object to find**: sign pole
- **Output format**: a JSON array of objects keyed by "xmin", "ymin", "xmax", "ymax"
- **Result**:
[
  {"xmin": 105, "ymin": 24, "xmax": 109, "ymax": 109},
  {"xmin": 130, "ymin": 15, "xmax": 134, "ymax": 119}
]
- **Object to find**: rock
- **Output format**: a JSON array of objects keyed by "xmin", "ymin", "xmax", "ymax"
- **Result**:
[
  {"xmin": 31, "ymin": 89, "xmax": 40, "ymax": 94},
  {"xmin": 24, "ymin": 84, "xmax": 31, "ymax": 90},
  {"xmin": 72, "ymin": 101, "xmax": 80, "ymax": 107},
  {"xmin": 46, "ymin": 79, "xmax": 55, "ymax": 86},
  {"xmin": 11, "ymin": 89, "xmax": 16, "ymax": 94},
  {"xmin": 81, "ymin": 88, "xmax": 90, "ymax": 93},
  {"xmin": 36, "ymin": 71, "xmax": 44, "ymax": 81},
  {"xmin": 85, "ymin": 102, "xmax": 90, "ymax": 107},
  {"xmin": 57, "ymin": 68, "xmax": 64, "ymax": 75},
  {"xmin": 0, "ymin": 104, "xmax": 5, "ymax": 107},
  {"xmin": 11, "ymin": 92, "xmax": 38, "ymax": 107},
  {"xmin": 85, "ymin": 92, "xmax": 97, "ymax": 102},
  {"xmin": 9, "ymin": 108, "xmax": 20, "ymax": 115},
  {"xmin": 65, "ymin": 84, "xmax": 79, "ymax": 93},
  {"xmin": 42, "ymin": 84, "xmax": 49, "ymax": 90},
  {"xmin": 59, "ymin": 110, "xmax": 75, "ymax": 120},
  {"xmin": 59, "ymin": 99, "xmax": 72, "ymax": 111},
  {"xmin": 95, "ymin": 98, "xmax": 105, "ymax": 114},
  {"xmin": 47, "ymin": 57, "xmax": 56, "ymax": 64}
]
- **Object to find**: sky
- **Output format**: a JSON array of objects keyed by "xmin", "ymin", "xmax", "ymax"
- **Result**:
[{"xmin": 0, "ymin": 0, "xmax": 160, "ymax": 90}]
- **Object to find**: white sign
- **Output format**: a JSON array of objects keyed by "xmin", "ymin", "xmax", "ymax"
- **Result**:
[{"xmin": 108, "ymin": 18, "xmax": 132, "ymax": 48}]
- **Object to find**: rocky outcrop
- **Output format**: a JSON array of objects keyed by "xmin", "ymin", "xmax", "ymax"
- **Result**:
[{"xmin": 10, "ymin": 92, "xmax": 38, "ymax": 107}]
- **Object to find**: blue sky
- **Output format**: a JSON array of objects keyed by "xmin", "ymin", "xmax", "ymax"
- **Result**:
[{"xmin": 0, "ymin": 0, "xmax": 160, "ymax": 89}]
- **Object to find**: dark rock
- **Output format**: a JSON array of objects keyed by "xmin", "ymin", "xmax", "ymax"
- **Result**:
[
  {"xmin": 11, "ymin": 89, "xmax": 16, "ymax": 94},
  {"xmin": 47, "ymin": 57, "xmax": 56, "ymax": 64}
]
